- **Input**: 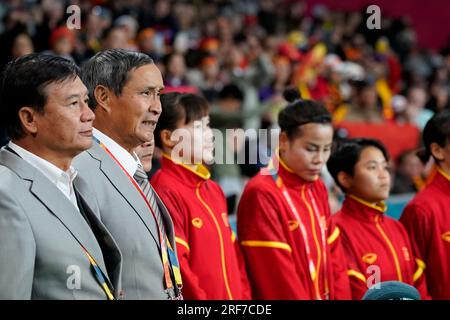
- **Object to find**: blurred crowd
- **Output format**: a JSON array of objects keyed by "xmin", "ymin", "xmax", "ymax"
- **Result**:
[{"xmin": 1, "ymin": 0, "xmax": 449, "ymax": 213}]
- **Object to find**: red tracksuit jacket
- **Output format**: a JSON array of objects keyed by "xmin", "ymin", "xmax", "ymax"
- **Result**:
[
  {"xmin": 332, "ymin": 195, "xmax": 428, "ymax": 299},
  {"xmin": 400, "ymin": 166, "xmax": 450, "ymax": 300},
  {"xmin": 237, "ymin": 155, "xmax": 351, "ymax": 300},
  {"xmin": 151, "ymin": 155, "xmax": 251, "ymax": 300}
]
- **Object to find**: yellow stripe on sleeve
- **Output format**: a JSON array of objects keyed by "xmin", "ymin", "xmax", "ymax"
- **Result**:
[
  {"xmin": 241, "ymin": 240, "xmax": 292, "ymax": 253},
  {"xmin": 413, "ymin": 258, "xmax": 426, "ymax": 282},
  {"xmin": 327, "ymin": 226, "xmax": 340, "ymax": 245},
  {"xmin": 175, "ymin": 237, "xmax": 190, "ymax": 252},
  {"xmin": 347, "ymin": 269, "xmax": 366, "ymax": 283}
]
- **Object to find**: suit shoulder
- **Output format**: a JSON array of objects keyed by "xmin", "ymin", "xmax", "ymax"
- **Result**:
[
  {"xmin": 0, "ymin": 164, "xmax": 9, "ymax": 177},
  {"xmin": 0, "ymin": 167, "xmax": 31, "ymax": 218},
  {"xmin": 0, "ymin": 164, "xmax": 24, "ymax": 186}
]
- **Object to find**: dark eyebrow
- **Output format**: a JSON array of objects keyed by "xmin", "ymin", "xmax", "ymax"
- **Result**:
[
  {"xmin": 142, "ymin": 86, "xmax": 165, "ymax": 92},
  {"xmin": 65, "ymin": 91, "xmax": 89, "ymax": 101}
]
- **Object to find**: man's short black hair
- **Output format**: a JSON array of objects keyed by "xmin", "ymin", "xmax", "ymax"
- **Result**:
[
  {"xmin": 327, "ymin": 138, "xmax": 390, "ymax": 192},
  {"xmin": 81, "ymin": 48, "xmax": 154, "ymax": 108},
  {"xmin": 0, "ymin": 53, "xmax": 80, "ymax": 139}
]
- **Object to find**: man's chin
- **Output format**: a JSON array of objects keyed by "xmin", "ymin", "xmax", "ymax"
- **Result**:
[{"xmin": 79, "ymin": 139, "xmax": 94, "ymax": 151}]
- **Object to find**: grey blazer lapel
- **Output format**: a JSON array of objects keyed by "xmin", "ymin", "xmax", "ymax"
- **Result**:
[
  {"xmin": 74, "ymin": 177, "xmax": 123, "ymax": 297},
  {"xmin": 0, "ymin": 149, "xmax": 108, "ymax": 277},
  {"xmin": 86, "ymin": 143, "xmax": 161, "ymax": 246},
  {"xmin": 152, "ymin": 186, "xmax": 176, "ymax": 246}
]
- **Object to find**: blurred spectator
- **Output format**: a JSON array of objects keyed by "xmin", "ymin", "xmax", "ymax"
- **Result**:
[
  {"xmin": 80, "ymin": 6, "xmax": 112, "ymax": 57},
  {"xmin": 0, "ymin": 0, "xmax": 449, "ymax": 204},
  {"xmin": 405, "ymin": 86, "xmax": 434, "ymax": 130},
  {"xmin": 101, "ymin": 26, "xmax": 128, "ymax": 50},
  {"xmin": 11, "ymin": 33, "xmax": 34, "ymax": 59},
  {"xmin": 392, "ymin": 150, "xmax": 426, "ymax": 194},
  {"xmin": 137, "ymin": 28, "xmax": 158, "ymax": 60},
  {"xmin": 164, "ymin": 52, "xmax": 188, "ymax": 87},
  {"xmin": 187, "ymin": 56, "xmax": 223, "ymax": 102},
  {"xmin": 426, "ymin": 84, "xmax": 450, "ymax": 113},
  {"xmin": 338, "ymin": 79, "xmax": 384, "ymax": 123},
  {"xmin": 210, "ymin": 84, "xmax": 246, "ymax": 214},
  {"xmin": 43, "ymin": 26, "xmax": 75, "ymax": 61},
  {"xmin": 114, "ymin": 15, "xmax": 139, "ymax": 51}
]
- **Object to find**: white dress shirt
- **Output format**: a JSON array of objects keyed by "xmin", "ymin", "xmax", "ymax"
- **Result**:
[
  {"xmin": 7, "ymin": 141, "xmax": 79, "ymax": 211},
  {"xmin": 93, "ymin": 128, "xmax": 140, "ymax": 177}
]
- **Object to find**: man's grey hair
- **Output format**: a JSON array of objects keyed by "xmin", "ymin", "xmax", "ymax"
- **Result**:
[{"xmin": 81, "ymin": 49, "xmax": 154, "ymax": 108}]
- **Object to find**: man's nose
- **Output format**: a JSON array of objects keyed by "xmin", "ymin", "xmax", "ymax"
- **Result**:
[
  {"xmin": 149, "ymin": 94, "xmax": 162, "ymax": 115},
  {"xmin": 81, "ymin": 100, "xmax": 95, "ymax": 122}
]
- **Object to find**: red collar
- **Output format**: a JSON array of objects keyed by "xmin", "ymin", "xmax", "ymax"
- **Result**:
[
  {"xmin": 160, "ymin": 154, "xmax": 211, "ymax": 187},
  {"xmin": 432, "ymin": 166, "xmax": 450, "ymax": 192},
  {"xmin": 273, "ymin": 152, "xmax": 315, "ymax": 190},
  {"xmin": 341, "ymin": 194, "xmax": 387, "ymax": 223}
]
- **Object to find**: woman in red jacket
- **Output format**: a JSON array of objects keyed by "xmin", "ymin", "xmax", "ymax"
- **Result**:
[
  {"xmin": 237, "ymin": 89, "xmax": 351, "ymax": 300},
  {"xmin": 400, "ymin": 110, "xmax": 450, "ymax": 299},
  {"xmin": 327, "ymin": 138, "xmax": 428, "ymax": 299},
  {"xmin": 151, "ymin": 93, "xmax": 251, "ymax": 300}
]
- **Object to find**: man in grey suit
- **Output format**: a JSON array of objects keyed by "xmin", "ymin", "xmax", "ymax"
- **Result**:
[
  {"xmin": 73, "ymin": 49, "xmax": 182, "ymax": 299},
  {"xmin": 0, "ymin": 53, "xmax": 122, "ymax": 300}
]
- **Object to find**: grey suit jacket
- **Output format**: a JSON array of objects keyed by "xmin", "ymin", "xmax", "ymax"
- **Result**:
[
  {"xmin": 0, "ymin": 148, "xmax": 122, "ymax": 300},
  {"xmin": 73, "ymin": 142, "xmax": 178, "ymax": 299}
]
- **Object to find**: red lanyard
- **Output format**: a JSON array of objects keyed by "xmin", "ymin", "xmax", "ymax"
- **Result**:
[
  {"xmin": 266, "ymin": 158, "xmax": 329, "ymax": 300},
  {"xmin": 94, "ymin": 138, "xmax": 175, "ymax": 292},
  {"xmin": 306, "ymin": 186, "xmax": 329, "ymax": 299}
]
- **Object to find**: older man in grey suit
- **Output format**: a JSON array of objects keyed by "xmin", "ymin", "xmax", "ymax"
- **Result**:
[
  {"xmin": 73, "ymin": 49, "xmax": 182, "ymax": 300},
  {"xmin": 0, "ymin": 54, "xmax": 122, "ymax": 299}
]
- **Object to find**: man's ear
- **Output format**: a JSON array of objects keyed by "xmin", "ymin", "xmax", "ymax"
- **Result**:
[
  {"xmin": 279, "ymin": 131, "xmax": 289, "ymax": 155},
  {"xmin": 337, "ymin": 171, "xmax": 353, "ymax": 190},
  {"xmin": 160, "ymin": 129, "xmax": 177, "ymax": 149},
  {"xmin": 17, "ymin": 106, "xmax": 39, "ymax": 135},
  {"xmin": 430, "ymin": 142, "xmax": 445, "ymax": 162},
  {"xmin": 93, "ymin": 85, "xmax": 111, "ymax": 112}
]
